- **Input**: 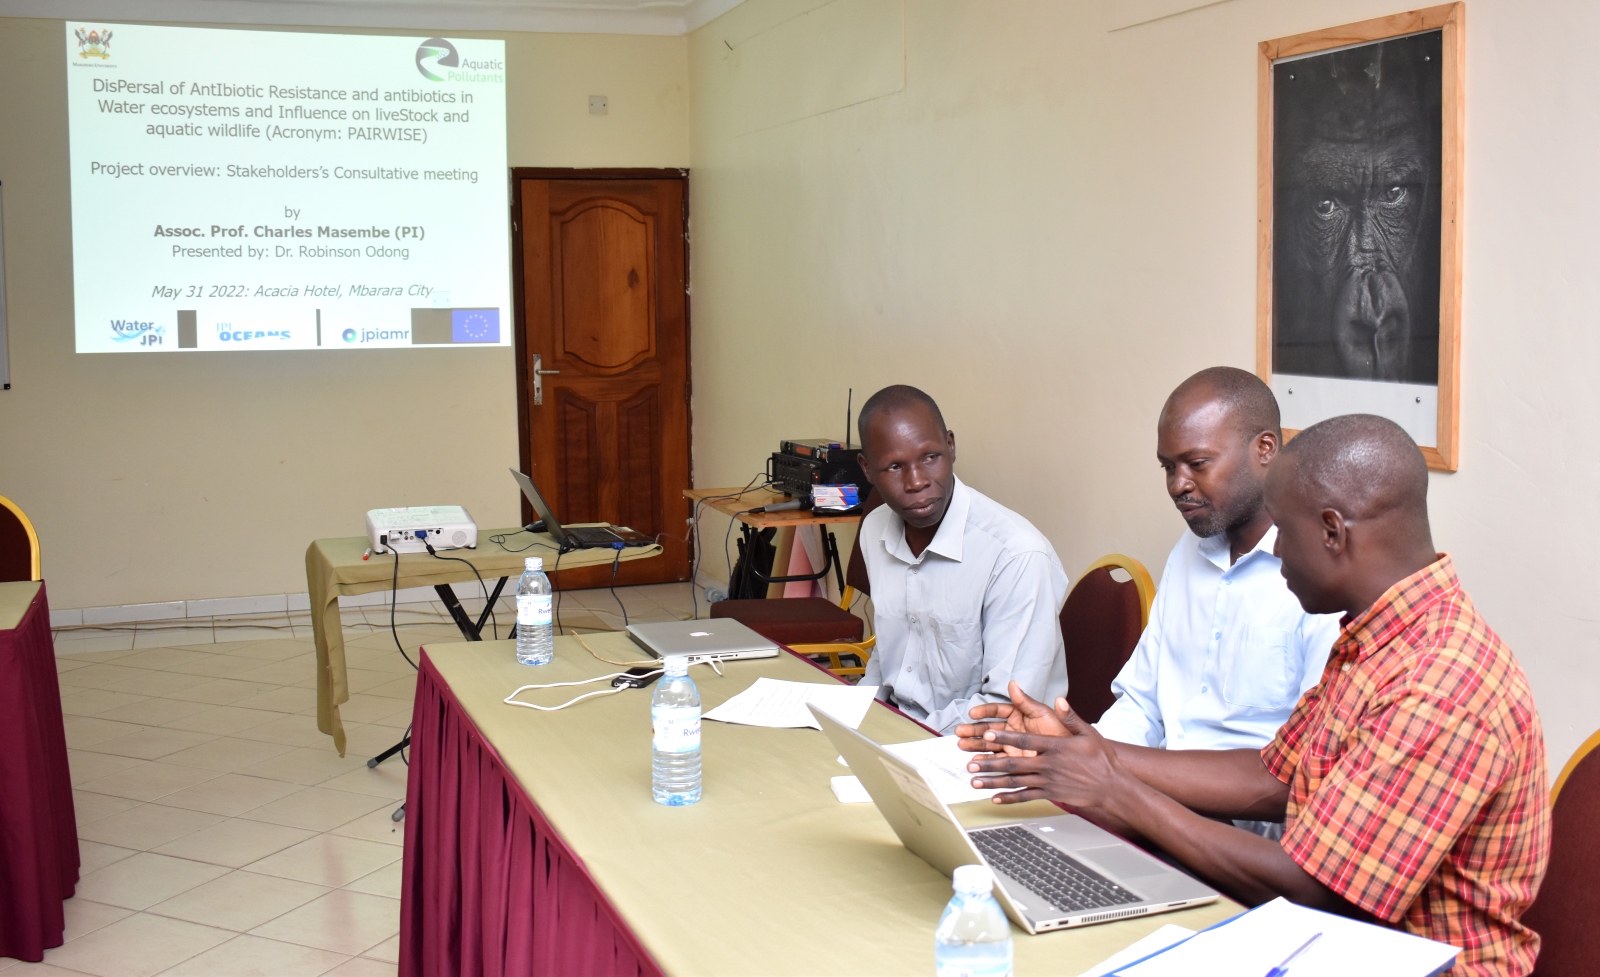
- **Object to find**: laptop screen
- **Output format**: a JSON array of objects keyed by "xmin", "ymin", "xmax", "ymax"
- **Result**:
[{"xmin": 509, "ymin": 469, "xmax": 568, "ymax": 543}]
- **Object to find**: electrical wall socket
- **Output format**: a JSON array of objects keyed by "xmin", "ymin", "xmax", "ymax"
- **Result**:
[{"xmin": 588, "ymin": 94, "xmax": 608, "ymax": 115}]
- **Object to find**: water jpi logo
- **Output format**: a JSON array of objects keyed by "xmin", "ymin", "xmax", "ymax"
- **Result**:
[
  {"xmin": 74, "ymin": 27, "xmax": 113, "ymax": 60},
  {"xmin": 341, "ymin": 328, "xmax": 357, "ymax": 343},
  {"xmin": 415, "ymin": 38, "xmax": 458, "ymax": 81},
  {"xmin": 111, "ymin": 319, "xmax": 163, "ymax": 347}
]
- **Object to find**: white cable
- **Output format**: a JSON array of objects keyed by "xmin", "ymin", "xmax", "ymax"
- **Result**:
[
  {"xmin": 501, "ymin": 659, "xmax": 721, "ymax": 712},
  {"xmin": 503, "ymin": 669, "xmax": 658, "ymax": 712}
]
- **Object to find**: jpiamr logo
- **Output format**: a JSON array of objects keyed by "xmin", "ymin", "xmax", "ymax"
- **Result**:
[{"xmin": 415, "ymin": 38, "xmax": 459, "ymax": 81}]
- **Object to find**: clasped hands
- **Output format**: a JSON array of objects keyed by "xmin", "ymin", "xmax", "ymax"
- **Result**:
[{"xmin": 954, "ymin": 681, "xmax": 1137, "ymax": 822}]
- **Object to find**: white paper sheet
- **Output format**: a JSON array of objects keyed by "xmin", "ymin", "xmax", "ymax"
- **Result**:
[
  {"xmin": 702, "ymin": 677, "xmax": 879, "ymax": 729},
  {"xmin": 833, "ymin": 735, "xmax": 1005, "ymax": 805},
  {"xmin": 1075, "ymin": 924, "xmax": 1195, "ymax": 977},
  {"xmin": 1114, "ymin": 898, "xmax": 1458, "ymax": 977}
]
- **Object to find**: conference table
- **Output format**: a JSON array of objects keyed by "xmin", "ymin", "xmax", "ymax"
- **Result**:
[
  {"xmin": 306, "ymin": 528, "xmax": 663, "ymax": 755},
  {"xmin": 0, "ymin": 581, "xmax": 78, "ymax": 962},
  {"xmin": 399, "ymin": 632, "xmax": 1240, "ymax": 975}
]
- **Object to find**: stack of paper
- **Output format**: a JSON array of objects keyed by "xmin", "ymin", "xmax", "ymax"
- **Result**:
[
  {"xmin": 832, "ymin": 735, "xmax": 1005, "ymax": 805},
  {"xmin": 1109, "ymin": 898, "xmax": 1459, "ymax": 976},
  {"xmin": 702, "ymin": 677, "xmax": 879, "ymax": 730}
]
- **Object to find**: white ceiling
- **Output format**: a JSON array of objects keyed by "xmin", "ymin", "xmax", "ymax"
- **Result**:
[{"xmin": 0, "ymin": 0, "xmax": 745, "ymax": 35}]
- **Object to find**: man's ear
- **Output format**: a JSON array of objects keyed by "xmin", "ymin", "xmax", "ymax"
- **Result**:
[
  {"xmin": 946, "ymin": 429, "xmax": 957, "ymax": 465},
  {"xmin": 1256, "ymin": 430, "xmax": 1280, "ymax": 467},
  {"xmin": 856, "ymin": 451, "xmax": 877, "ymax": 486},
  {"xmin": 1320, "ymin": 507, "xmax": 1349, "ymax": 557}
]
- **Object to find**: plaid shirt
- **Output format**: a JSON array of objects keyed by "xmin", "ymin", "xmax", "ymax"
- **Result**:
[{"xmin": 1261, "ymin": 556, "xmax": 1549, "ymax": 977}]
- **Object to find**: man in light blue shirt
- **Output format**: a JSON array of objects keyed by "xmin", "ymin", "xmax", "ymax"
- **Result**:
[
  {"xmin": 856, "ymin": 385, "xmax": 1070, "ymax": 733},
  {"xmin": 1096, "ymin": 368, "xmax": 1340, "ymax": 758}
]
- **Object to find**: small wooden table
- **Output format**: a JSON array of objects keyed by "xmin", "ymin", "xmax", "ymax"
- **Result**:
[{"xmin": 684, "ymin": 487, "xmax": 864, "ymax": 598}]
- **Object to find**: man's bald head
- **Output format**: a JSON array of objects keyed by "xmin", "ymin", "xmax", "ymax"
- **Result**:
[
  {"xmin": 1266, "ymin": 413, "xmax": 1437, "ymax": 617},
  {"xmin": 1161, "ymin": 367, "xmax": 1281, "ymax": 444},
  {"xmin": 1278, "ymin": 414, "xmax": 1429, "ymax": 525},
  {"xmin": 857, "ymin": 385, "xmax": 946, "ymax": 455}
]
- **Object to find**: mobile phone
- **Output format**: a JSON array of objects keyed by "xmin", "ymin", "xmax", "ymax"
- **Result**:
[{"xmin": 611, "ymin": 665, "xmax": 664, "ymax": 689}]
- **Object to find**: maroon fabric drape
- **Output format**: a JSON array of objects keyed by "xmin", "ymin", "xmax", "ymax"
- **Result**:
[
  {"xmin": 400, "ymin": 652, "xmax": 664, "ymax": 977},
  {"xmin": 0, "ymin": 583, "xmax": 79, "ymax": 962}
]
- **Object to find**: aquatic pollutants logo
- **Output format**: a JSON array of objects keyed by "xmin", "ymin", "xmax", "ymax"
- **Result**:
[{"xmin": 415, "ymin": 37, "xmax": 459, "ymax": 81}]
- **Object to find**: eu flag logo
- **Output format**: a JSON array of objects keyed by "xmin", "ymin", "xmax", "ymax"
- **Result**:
[{"xmin": 450, "ymin": 308, "xmax": 500, "ymax": 343}]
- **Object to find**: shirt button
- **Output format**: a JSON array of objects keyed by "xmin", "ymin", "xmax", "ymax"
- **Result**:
[
  {"xmin": 1213, "ymin": 631, "xmax": 1221, "ymax": 639},
  {"xmin": 1200, "ymin": 685, "xmax": 1209, "ymax": 694},
  {"xmin": 905, "ymin": 666, "xmax": 913, "ymax": 673}
]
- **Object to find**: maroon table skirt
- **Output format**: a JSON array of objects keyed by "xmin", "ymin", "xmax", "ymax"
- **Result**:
[
  {"xmin": 0, "ymin": 582, "xmax": 79, "ymax": 962},
  {"xmin": 399, "ymin": 651, "xmax": 664, "ymax": 977}
]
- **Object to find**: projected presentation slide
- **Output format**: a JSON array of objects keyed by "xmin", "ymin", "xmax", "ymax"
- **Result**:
[{"xmin": 66, "ymin": 23, "xmax": 509, "ymax": 353}]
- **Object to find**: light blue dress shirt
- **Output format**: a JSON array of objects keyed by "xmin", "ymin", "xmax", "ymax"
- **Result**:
[
  {"xmin": 860, "ymin": 477, "xmax": 1070, "ymax": 734},
  {"xmin": 1095, "ymin": 526, "xmax": 1339, "ymax": 751}
]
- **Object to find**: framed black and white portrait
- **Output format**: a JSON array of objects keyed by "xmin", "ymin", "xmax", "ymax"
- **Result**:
[{"xmin": 1257, "ymin": 4, "xmax": 1463, "ymax": 470}]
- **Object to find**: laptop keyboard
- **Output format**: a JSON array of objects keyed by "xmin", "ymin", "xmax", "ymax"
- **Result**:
[
  {"xmin": 566, "ymin": 526, "xmax": 620, "ymax": 546},
  {"xmin": 969, "ymin": 826, "xmax": 1139, "ymax": 914}
]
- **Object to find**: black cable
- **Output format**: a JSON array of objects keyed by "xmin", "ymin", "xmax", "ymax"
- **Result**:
[
  {"xmin": 688, "ymin": 472, "xmax": 775, "ymax": 618},
  {"xmin": 608, "ymin": 548, "xmax": 629, "ymax": 627},
  {"xmin": 388, "ymin": 546, "xmax": 419, "ymax": 671},
  {"xmin": 552, "ymin": 548, "xmax": 566, "ymax": 635},
  {"xmin": 425, "ymin": 542, "xmax": 497, "ymax": 639}
]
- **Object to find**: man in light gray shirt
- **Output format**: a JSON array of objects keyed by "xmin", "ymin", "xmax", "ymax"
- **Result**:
[{"xmin": 856, "ymin": 385, "xmax": 1069, "ymax": 733}]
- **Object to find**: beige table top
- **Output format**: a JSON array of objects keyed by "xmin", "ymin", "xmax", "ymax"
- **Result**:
[
  {"xmin": 306, "ymin": 528, "xmax": 662, "ymax": 755},
  {"xmin": 0, "ymin": 581, "xmax": 41, "ymax": 632},
  {"xmin": 686, "ymin": 486, "xmax": 864, "ymax": 528},
  {"xmin": 422, "ymin": 632, "xmax": 1241, "ymax": 976}
]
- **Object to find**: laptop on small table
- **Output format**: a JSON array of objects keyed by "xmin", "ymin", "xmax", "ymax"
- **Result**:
[{"xmin": 510, "ymin": 468, "xmax": 655, "ymax": 551}]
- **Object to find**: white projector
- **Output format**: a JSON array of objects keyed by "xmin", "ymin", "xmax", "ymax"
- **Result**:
[{"xmin": 366, "ymin": 506, "xmax": 478, "ymax": 554}]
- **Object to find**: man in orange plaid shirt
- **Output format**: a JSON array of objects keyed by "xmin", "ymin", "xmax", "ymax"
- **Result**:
[{"xmin": 957, "ymin": 414, "xmax": 1550, "ymax": 976}]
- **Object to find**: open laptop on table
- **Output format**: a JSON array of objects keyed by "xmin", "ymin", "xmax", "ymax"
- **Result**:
[
  {"xmin": 811, "ymin": 705, "xmax": 1218, "ymax": 934},
  {"xmin": 510, "ymin": 468, "xmax": 655, "ymax": 551}
]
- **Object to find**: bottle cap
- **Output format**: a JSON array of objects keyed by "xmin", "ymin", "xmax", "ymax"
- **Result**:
[
  {"xmin": 525, "ymin": 556, "xmax": 543, "ymax": 571},
  {"xmin": 663, "ymin": 655, "xmax": 689, "ymax": 677},
  {"xmin": 952, "ymin": 864, "xmax": 995, "ymax": 896}
]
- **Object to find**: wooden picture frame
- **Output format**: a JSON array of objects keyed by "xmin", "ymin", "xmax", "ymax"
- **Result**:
[{"xmin": 1256, "ymin": 4, "xmax": 1464, "ymax": 471}]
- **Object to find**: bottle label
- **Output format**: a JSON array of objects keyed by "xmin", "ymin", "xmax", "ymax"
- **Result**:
[
  {"xmin": 652, "ymin": 704, "xmax": 701, "ymax": 754},
  {"xmin": 517, "ymin": 594, "xmax": 552, "ymax": 627},
  {"xmin": 934, "ymin": 948, "xmax": 1012, "ymax": 977}
]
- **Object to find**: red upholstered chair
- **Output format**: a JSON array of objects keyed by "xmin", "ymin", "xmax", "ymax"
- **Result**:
[
  {"xmin": 711, "ymin": 490, "xmax": 884, "ymax": 678},
  {"xmin": 0, "ymin": 495, "xmax": 41, "ymax": 583},
  {"xmin": 1524, "ymin": 729, "xmax": 1600, "ymax": 976},
  {"xmin": 1060, "ymin": 554, "xmax": 1154, "ymax": 723}
]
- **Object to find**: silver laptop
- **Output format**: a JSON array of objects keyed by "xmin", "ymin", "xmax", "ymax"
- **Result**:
[
  {"xmin": 509, "ymin": 468, "xmax": 653, "ymax": 550},
  {"xmin": 626, "ymin": 618, "xmax": 780, "ymax": 664},
  {"xmin": 811, "ymin": 705, "xmax": 1218, "ymax": 934}
]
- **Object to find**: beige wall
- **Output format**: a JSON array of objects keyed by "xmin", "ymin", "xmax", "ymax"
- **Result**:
[
  {"xmin": 0, "ymin": 19, "xmax": 688, "ymax": 609},
  {"xmin": 687, "ymin": 0, "xmax": 1600, "ymax": 772}
]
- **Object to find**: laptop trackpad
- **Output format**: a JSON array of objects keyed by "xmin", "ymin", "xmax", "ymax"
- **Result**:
[{"xmin": 1074, "ymin": 845, "xmax": 1167, "ymax": 880}]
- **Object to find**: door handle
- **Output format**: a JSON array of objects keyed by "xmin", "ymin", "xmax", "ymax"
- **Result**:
[{"xmin": 533, "ymin": 354, "xmax": 560, "ymax": 405}]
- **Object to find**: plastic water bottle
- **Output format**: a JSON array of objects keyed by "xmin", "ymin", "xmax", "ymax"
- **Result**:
[
  {"xmin": 651, "ymin": 655, "xmax": 701, "ymax": 806},
  {"xmin": 935, "ymin": 865, "xmax": 1013, "ymax": 977},
  {"xmin": 515, "ymin": 557, "xmax": 554, "ymax": 665}
]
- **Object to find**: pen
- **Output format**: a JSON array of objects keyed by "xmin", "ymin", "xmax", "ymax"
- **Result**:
[{"xmin": 1263, "ymin": 932, "xmax": 1322, "ymax": 977}]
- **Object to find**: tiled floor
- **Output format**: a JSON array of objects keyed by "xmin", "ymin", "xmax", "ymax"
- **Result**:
[{"xmin": 3, "ymin": 583, "xmax": 700, "ymax": 977}]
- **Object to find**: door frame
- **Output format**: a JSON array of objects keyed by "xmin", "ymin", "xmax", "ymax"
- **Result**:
[{"xmin": 508, "ymin": 167, "xmax": 693, "ymax": 572}]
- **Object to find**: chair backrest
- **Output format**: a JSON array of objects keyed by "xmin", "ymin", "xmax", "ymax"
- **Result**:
[
  {"xmin": 1058, "ymin": 554, "xmax": 1155, "ymax": 724},
  {"xmin": 0, "ymin": 495, "xmax": 40, "ymax": 582},
  {"xmin": 843, "ymin": 488, "xmax": 887, "ymax": 597},
  {"xmin": 1523, "ymin": 729, "xmax": 1600, "ymax": 976}
]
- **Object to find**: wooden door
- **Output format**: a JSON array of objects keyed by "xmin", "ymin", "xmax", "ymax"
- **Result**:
[{"xmin": 513, "ymin": 170, "xmax": 691, "ymax": 590}]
